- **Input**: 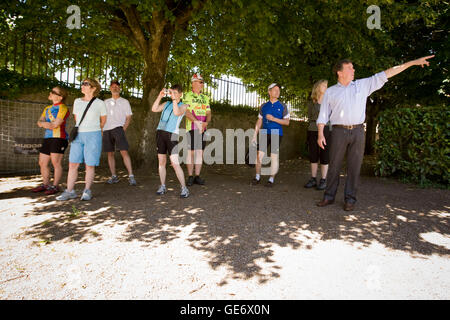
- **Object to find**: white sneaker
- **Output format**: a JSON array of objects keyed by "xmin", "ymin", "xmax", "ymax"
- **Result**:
[
  {"xmin": 180, "ymin": 186, "xmax": 189, "ymax": 198},
  {"xmin": 56, "ymin": 189, "xmax": 77, "ymax": 201},
  {"xmin": 156, "ymin": 185, "xmax": 167, "ymax": 195},
  {"xmin": 129, "ymin": 175, "xmax": 137, "ymax": 186},
  {"xmin": 80, "ymin": 189, "xmax": 92, "ymax": 201},
  {"xmin": 107, "ymin": 175, "xmax": 119, "ymax": 184}
]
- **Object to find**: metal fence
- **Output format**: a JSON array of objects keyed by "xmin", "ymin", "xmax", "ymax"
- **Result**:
[
  {"xmin": 1, "ymin": 32, "xmax": 305, "ymax": 118},
  {"xmin": 0, "ymin": 99, "xmax": 75, "ymax": 175}
]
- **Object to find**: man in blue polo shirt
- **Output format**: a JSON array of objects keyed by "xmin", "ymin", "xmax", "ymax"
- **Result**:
[{"xmin": 251, "ymin": 83, "xmax": 290, "ymax": 187}]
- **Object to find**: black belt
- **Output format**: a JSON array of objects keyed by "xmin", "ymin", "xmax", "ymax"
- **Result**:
[{"xmin": 332, "ymin": 124, "xmax": 363, "ymax": 130}]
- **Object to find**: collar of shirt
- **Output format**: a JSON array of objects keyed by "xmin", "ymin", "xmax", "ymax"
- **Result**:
[{"xmin": 336, "ymin": 81, "xmax": 356, "ymax": 88}]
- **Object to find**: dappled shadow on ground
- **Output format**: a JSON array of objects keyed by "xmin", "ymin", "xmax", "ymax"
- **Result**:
[{"xmin": 8, "ymin": 160, "xmax": 450, "ymax": 284}]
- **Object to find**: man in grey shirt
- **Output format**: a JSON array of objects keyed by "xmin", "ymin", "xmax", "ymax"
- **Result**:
[{"xmin": 316, "ymin": 55, "xmax": 434, "ymax": 211}]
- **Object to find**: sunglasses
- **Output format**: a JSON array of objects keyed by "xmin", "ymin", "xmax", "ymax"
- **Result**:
[
  {"xmin": 51, "ymin": 89, "xmax": 61, "ymax": 96},
  {"xmin": 81, "ymin": 81, "xmax": 92, "ymax": 87}
]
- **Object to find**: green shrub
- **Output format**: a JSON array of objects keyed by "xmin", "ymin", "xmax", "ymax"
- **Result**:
[
  {"xmin": 375, "ymin": 106, "xmax": 450, "ymax": 187},
  {"xmin": 209, "ymin": 101, "xmax": 258, "ymax": 115}
]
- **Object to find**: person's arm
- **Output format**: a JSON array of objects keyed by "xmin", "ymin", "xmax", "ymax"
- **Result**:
[
  {"xmin": 172, "ymin": 94, "xmax": 186, "ymax": 117},
  {"xmin": 99, "ymin": 100, "xmax": 107, "ymax": 133},
  {"xmin": 151, "ymin": 90, "xmax": 167, "ymax": 112},
  {"xmin": 317, "ymin": 124, "xmax": 326, "ymax": 150},
  {"xmin": 123, "ymin": 115, "xmax": 132, "ymax": 131},
  {"xmin": 252, "ymin": 117, "xmax": 263, "ymax": 144},
  {"xmin": 185, "ymin": 108, "xmax": 203, "ymax": 131},
  {"xmin": 202, "ymin": 109, "xmax": 211, "ymax": 132},
  {"xmin": 39, "ymin": 118, "xmax": 64, "ymax": 130},
  {"xmin": 316, "ymin": 91, "xmax": 331, "ymax": 150},
  {"xmin": 100, "ymin": 115, "xmax": 107, "ymax": 131},
  {"xmin": 384, "ymin": 55, "xmax": 435, "ymax": 79},
  {"xmin": 37, "ymin": 116, "xmax": 46, "ymax": 128},
  {"xmin": 266, "ymin": 115, "xmax": 289, "ymax": 126}
]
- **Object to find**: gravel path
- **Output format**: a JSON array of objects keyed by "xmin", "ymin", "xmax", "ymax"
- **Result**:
[{"xmin": 1, "ymin": 159, "xmax": 449, "ymax": 299}]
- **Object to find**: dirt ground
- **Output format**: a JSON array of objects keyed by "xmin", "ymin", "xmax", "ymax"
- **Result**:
[{"xmin": 0, "ymin": 159, "xmax": 449, "ymax": 299}]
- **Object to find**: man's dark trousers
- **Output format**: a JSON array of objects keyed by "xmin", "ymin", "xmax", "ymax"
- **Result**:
[{"xmin": 323, "ymin": 126, "xmax": 365, "ymax": 204}]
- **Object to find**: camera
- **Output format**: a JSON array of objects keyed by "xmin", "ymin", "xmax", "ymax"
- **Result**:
[{"xmin": 164, "ymin": 89, "xmax": 170, "ymax": 96}]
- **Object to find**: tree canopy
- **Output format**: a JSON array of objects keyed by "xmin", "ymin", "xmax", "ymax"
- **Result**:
[{"xmin": 1, "ymin": 0, "xmax": 448, "ymax": 158}]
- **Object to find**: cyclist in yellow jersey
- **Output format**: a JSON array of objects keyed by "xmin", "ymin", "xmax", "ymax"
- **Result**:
[{"xmin": 183, "ymin": 73, "xmax": 211, "ymax": 186}]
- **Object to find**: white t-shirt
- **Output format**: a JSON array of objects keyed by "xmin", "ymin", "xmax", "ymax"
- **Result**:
[
  {"xmin": 73, "ymin": 98, "xmax": 107, "ymax": 133},
  {"xmin": 103, "ymin": 97, "xmax": 133, "ymax": 131}
]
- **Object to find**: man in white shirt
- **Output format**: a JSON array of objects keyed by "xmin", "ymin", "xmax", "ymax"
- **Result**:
[
  {"xmin": 103, "ymin": 81, "xmax": 136, "ymax": 186},
  {"xmin": 316, "ymin": 55, "xmax": 434, "ymax": 211}
]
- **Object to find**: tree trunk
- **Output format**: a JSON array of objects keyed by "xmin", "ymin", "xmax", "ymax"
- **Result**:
[{"xmin": 139, "ymin": 29, "xmax": 175, "ymax": 165}]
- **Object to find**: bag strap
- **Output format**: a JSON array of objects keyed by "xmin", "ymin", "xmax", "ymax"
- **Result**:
[{"xmin": 77, "ymin": 97, "xmax": 97, "ymax": 127}]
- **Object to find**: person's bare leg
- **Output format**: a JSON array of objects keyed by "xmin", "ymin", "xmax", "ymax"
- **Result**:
[
  {"xmin": 66, "ymin": 162, "xmax": 80, "ymax": 192},
  {"xmin": 38, "ymin": 153, "xmax": 51, "ymax": 185},
  {"xmin": 50, "ymin": 153, "xmax": 64, "ymax": 186},
  {"xmin": 158, "ymin": 154, "xmax": 167, "ymax": 185},
  {"xmin": 255, "ymin": 151, "xmax": 265, "ymax": 176},
  {"xmin": 194, "ymin": 150, "xmax": 203, "ymax": 176},
  {"xmin": 170, "ymin": 154, "xmax": 186, "ymax": 187},
  {"xmin": 84, "ymin": 165, "xmax": 96, "ymax": 190},
  {"xmin": 320, "ymin": 164, "xmax": 329, "ymax": 179},
  {"xmin": 187, "ymin": 150, "xmax": 195, "ymax": 176},
  {"xmin": 107, "ymin": 152, "xmax": 116, "ymax": 176},
  {"xmin": 270, "ymin": 153, "xmax": 279, "ymax": 179},
  {"xmin": 310, "ymin": 162, "xmax": 318, "ymax": 178},
  {"xmin": 120, "ymin": 150, "xmax": 133, "ymax": 176}
]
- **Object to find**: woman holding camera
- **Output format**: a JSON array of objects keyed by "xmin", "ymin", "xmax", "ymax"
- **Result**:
[{"xmin": 151, "ymin": 84, "xmax": 189, "ymax": 198}]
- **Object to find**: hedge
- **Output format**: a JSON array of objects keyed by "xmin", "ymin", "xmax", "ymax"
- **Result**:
[{"xmin": 375, "ymin": 106, "xmax": 450, "ymax": 187}]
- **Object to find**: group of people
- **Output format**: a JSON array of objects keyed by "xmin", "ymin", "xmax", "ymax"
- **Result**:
[
  {"xmin": 32, "ymin": 54, "xmax": 434, "ymax": 209},
  {"xmin": 32, "ymin": 79, "xmax": 136, "ymax": 200}
]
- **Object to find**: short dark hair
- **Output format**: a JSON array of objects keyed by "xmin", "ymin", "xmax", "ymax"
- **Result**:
[
  {"xmin": 333, "ymin": 59, "xmax": 353, "ymax": 77},
  {"xmin": 110, "ymin": 80, "xmax": 120, "ymax": 86},
  {"xmin": 170, "ymin": 84, "xmax": 183, "ymax": 93}
]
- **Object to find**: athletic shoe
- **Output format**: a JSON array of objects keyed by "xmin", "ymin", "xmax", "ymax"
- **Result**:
[
  {"xmin": 129, "ymin": 175, "xmax": 137, "ymax": 186},
  {"xmin": 44, "ymin": 185, "xmax": 60, "ymax": 195},
  {"xmin": 304, "ymin": 177, "xmax": 317, "ymax": 188},
  {"xmin": 156, "ymin": 185, "xmax": 167, "ymax": 195},
  {"xmin": 180, "ymin": 186, "xmax": 189, "ymax": 198},
  {"xmin": 186, "ymin": 176, "xmax": 194, "ymax": 186},
  {"xmin": 32, "ymin": 184, "xmax": 49, "ymax": 193},
  {"xmin": 107, "ymin": 175, "xmax": 119, "ymax": 184},
  {"xmin": 265, "ymin": 180, "xmax": 274, "ymax": 188},
  {"xmin": 316, "ymin": 178, "xmax": 327, "ymax": 190},
  {"xmin": 56, "ymin": 189, "xmax": 77, "ymax": 201},
  {"xmin": 251, "ymin": 178, "xmax": 260, "ymax": 185},
  {"xmin": 194, "ymin": 176, "xmax": 205, "ymax": 185},
  {"xmin": 80, "ymin": 189, "xmax": 92, "ymax": 201}
]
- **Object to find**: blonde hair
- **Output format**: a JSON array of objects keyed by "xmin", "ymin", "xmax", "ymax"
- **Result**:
[
  {"xmin": 311, "ymin": 79, "xmax": 328, "ymax": 103},
  {"xmin": 83, "ymin": 78, "xmax": 102, "ymax": 97}
]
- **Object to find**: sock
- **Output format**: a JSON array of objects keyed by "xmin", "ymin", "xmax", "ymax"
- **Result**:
[
  {"xmin": 269, "ymin": 177, "xmax": 274, "ymax": 183},
  {"xmin": 255, "ymin": 174, "xmax": 260, "ymax": 181},
  {"xmin": 129, "ymin": 174, "xmax": 134, "ymax": 177}
]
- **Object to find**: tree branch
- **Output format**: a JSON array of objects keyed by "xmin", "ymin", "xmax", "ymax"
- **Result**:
[{"xmin": 119, "ymin": 4, "xmax": 149, "ymax": 54}]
